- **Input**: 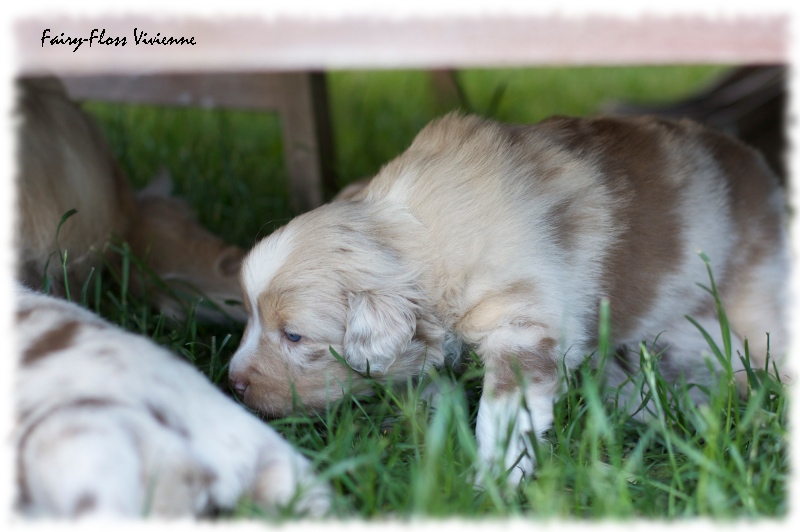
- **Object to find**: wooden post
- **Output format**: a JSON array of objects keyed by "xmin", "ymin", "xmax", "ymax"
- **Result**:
[
  {"xmin": 60, "ymin": 71, "xmax": 335, "ymax": 213},
  {"xmin": 276, "ymin": 72, "xmax": 336, "ymax": 212}
]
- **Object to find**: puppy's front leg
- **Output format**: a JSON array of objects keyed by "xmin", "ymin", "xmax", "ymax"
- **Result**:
[{"xmin": 473, "ymin": 325, "xmax": 560, "ymax": 486}]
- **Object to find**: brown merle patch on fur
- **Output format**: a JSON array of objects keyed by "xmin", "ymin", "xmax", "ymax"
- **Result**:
[
  {"xmin": 489, "ymin": 337, "xmax": 559, "ymax": 396},
  {"xmin": 15, "ymin": 306, "xmax": 36, "ymax": 323},
  {"xmin": 307, "ymin": 349, "xmax": 330, "ymax": 363},
  {"xmin": 502, "ymin": 124, "xmax": 533, "ymax": 149},
  {"xmin": 146, "ymin": 403, "xmax": 190, "ymax": 439},
  {"xmin": 22, "ymin": 320, "xmax": 82, "ymax": 365},
  {"xmin": 546, "ymin": 200, "xmax": 574, "ymax": 249},
  {"xmin": 73, "ymin": 493, "xmax": 97, "ymax": 515},
  {"xmin": 546, "ymin": 198, "xmax": 596, "ymax": 251},
  {"xmin": 699, "ymin": 126, "xmax": 779, "ymax": 222},
  {"xmin": 698, "ymin": 127, "xmax": 784, "ymax": 279},
  {"xmin": 544, "ymin": 116, "xmax": 685, "ymax": 339}
]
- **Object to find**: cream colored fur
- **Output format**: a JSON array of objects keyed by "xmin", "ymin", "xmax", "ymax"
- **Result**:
[
  {"xmin": 230, "ymin": 113, "xmax": 789, "ymax": 484},
  {"xmin": 332, "ymin": 179, "xmax": 370, "ymax": 202}
]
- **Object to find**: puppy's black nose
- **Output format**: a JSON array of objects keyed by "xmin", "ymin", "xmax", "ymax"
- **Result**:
[{"xmin": 230, "ymin": 374, "xmax": 249, "ymax": 398}]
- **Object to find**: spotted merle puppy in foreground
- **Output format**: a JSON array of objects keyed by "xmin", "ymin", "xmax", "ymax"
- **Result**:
[
  {"xmin": 14, "ymin": 286, "xmax": 330, "ymax": 518},
  {"xmin": 230, "ymin": 113, "xmax": 789, "ymax": 485}
]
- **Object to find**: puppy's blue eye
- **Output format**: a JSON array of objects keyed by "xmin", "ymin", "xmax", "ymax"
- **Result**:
[{"xmin": 285, "ymin": 331, "xmax": 301, "ymax": 342}]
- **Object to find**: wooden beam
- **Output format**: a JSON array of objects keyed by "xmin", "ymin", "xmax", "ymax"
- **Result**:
[{"xmin": 18, "ymin": 15, "xmax": 787, "ymax": 77}]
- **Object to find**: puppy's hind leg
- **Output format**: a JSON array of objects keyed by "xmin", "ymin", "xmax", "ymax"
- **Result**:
[
  {"xmin": 662, "ymin": 314, "xmax": 747, "ymax": 400},
  {"xmin": 20, "ymin": 406, "xmax": 219, "ymax": 518},
  {"xmin": 604, "ymin": 314, "xmax": 748, "ymax": 419},
  {"xmin": 722, "ymin": 253, "xmax": 789, "ymax": 384},
  {"xmin": 20, "ymin": 412, "xmax": 146, "ymax": 518}
]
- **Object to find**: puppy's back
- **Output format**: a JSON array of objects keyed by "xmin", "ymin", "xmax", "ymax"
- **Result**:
[{"xmin": 363, "ymin": 113, "xmax": 787, "ymax": 360}]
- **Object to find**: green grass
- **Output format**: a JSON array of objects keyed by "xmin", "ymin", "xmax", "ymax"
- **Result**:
[{"xmin": 53, "ymin": 66, "xmax": 787, "ymax": 519}]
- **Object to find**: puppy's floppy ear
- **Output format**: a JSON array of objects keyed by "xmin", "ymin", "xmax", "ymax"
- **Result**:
[
  {"xmin": 214, "ymin": 245, "xmax": 245, "ymax": 277},
  {"xmin": 344, "ymin": 290, "xmax": 416, "ymax": 374}
]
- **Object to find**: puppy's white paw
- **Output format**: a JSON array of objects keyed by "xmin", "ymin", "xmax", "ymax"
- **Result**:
[
  {"xmin": 250, "ymin": 445, "xmax": 331, "ymax": 517},
  {"xmin": 475, "ymin": 391, "xmax": 553, "ymax": 487}
]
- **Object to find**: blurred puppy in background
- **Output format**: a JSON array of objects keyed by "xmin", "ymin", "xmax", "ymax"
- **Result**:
[
  {"xmin": 15, "ymin": 76, "xmax": 246, "ymax": 323},
  {"xmin": 230, "ymin": 112, "xmax": 788, "ymax": 484}
]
